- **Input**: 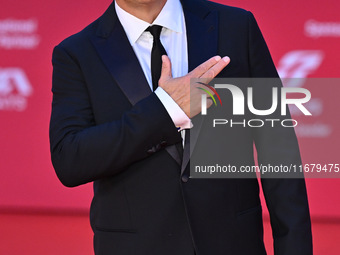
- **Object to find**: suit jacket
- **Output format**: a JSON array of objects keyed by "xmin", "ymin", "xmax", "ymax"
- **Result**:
[{"xmin": 50, "ymin": 0, "xmax": 313, "ymax": 254}]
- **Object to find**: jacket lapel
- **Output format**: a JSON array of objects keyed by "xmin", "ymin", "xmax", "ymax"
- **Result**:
[
  {"xmin": 91, "ymin": 3, "xmax": 151, "ymax": 106},
  {"xmin": 181, "ymin": 0, "xmax": 219, "ymax": 174},
  {"xmin": 90, "ymin": 3, "xmax": 182, "ymax": 165}
]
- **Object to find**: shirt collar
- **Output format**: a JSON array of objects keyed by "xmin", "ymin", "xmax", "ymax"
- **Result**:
[{"xmin": 115, "ymin": 0, "xmax": 184, "ymax": 45}]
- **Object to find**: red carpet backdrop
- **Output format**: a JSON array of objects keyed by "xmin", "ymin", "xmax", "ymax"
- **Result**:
[{"xmin": 0, "ymin": 0, "xmax": 339, "ymax": 253}]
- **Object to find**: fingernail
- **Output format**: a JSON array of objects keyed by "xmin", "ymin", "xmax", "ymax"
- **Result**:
[
  {"xmin": 223, "ymin": 56, "xmax": 230, "ymax": 62},
  {"xmin": 214, "ymin": 56, "xmax": 221, "ymax": 61}
]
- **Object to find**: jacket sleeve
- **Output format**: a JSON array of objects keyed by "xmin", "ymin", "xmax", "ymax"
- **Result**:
[
  {"xmin": 49, "ymin": 45, "xmax": 182, "ymax": 187},
  {"xmin": 247, "ymin": 12, "xmax": 313, "ymax": 255}
]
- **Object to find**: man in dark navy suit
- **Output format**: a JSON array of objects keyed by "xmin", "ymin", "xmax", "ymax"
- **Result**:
[{"xmin": 50, "ymin": 0, "xmax": 313, "ymax": 254}]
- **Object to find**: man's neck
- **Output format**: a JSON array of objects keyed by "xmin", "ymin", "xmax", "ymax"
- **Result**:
[{"xmin": 115, "ymin": 0, "xmax": 167, "ymax": 23}]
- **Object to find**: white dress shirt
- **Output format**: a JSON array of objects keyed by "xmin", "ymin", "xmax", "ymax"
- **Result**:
[{"xmin": 115, "ymin": 0, "xmax": 191, "ymax": 131}]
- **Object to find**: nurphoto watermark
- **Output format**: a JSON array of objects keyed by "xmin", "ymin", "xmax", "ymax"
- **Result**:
[{"xmin": 189, "ymin": 78, "xmax": 339, "ymax": 179}]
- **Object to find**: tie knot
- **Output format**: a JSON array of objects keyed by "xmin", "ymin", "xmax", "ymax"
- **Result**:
[{"xmin": 146, "ymin": 25, "xmax": 163, "ymax": 39}]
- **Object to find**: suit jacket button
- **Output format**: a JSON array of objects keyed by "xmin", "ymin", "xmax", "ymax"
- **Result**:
[
  {"xmin": 160, "ymin": 141, "xmax": 167, "ymax": 147},
  {"xmin": 155, "ymin": 144, "xmax": 162, "ymax": 151},
  {"xmin": 181, "ymin": 175, "xmax": 189, "ymax": 183},
  {"xmin": 147, "ymin": 147, "xmax": 156, "ymax": 155}
]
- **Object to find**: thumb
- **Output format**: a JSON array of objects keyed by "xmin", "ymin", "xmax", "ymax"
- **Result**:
[{"xmin": 159, "ymin": 55, "xmax": 172, "ymax": 82}]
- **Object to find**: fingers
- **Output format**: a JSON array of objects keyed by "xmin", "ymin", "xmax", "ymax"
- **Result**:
[
  {"xmin": 189, "ymin": 56, "xmax": 230, "ymax": 81},
  {"xmin": 200, "ymin": 56, "xmax": 230, "ymax": 80},
  {"xmin": 189, "ymin": 56, "xmax": 222, "ymax": 78},
  {"xmin": 159, "ymin": 55, "xmax": 172, "ymax": 83},
  {"xmin": 207, "ymin": 98, "xmax": 213, "ymax": 108}
]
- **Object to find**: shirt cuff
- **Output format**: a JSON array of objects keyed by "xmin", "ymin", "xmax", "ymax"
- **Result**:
[{"xmin": 155, "ymin": 87, "xmax": 192, "ymax": 131}]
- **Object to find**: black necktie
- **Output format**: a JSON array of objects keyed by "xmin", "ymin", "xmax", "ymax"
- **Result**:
[{"xmin": 146, "ymin": 25, "xmax": 167, "ymax": 91}]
